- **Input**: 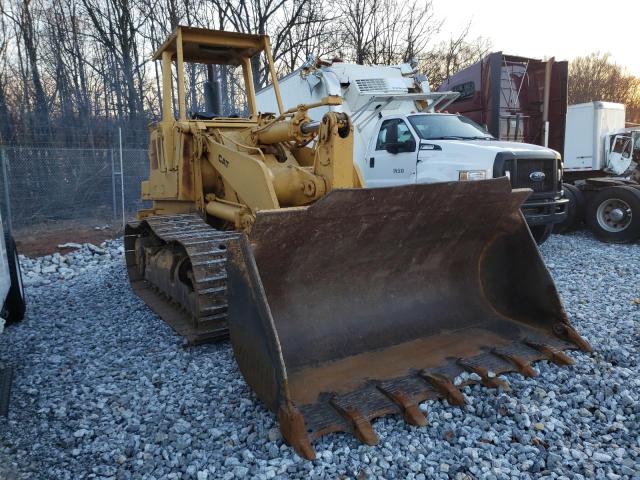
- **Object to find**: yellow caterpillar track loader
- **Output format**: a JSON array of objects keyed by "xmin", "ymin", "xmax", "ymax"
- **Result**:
[{"xmin": 125, "ymin": 26, "xmax": 591, "ymax": 460}]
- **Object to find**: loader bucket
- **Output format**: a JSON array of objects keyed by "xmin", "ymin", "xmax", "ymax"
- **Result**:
[{"xmin": 225, "ymin": 177, "xmax": 590, "ymax": 460}]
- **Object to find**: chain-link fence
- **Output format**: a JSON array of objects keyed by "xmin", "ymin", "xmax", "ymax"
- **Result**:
[{"xmin": 0, "ymin": 145, "xmax": 149, "ymax": 231}]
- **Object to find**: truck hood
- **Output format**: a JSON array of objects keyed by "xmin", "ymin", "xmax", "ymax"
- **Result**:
[
  {"xmin": 428, "ymin": 139, "xmax": 559, "ymax": 158},
  {"xmin": 414, "ymin": 138, "xmax": 559, "ymax": 185}
]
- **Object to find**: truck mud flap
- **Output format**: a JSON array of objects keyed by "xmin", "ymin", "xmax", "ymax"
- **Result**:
[{"xmin": 225, "ymin": 177, "xmax": 591, "ymax": 460}]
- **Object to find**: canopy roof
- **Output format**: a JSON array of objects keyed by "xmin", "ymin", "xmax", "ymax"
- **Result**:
[{"xmin": 152, "ymin": 26, "xmax": 267, "ymax": 65}]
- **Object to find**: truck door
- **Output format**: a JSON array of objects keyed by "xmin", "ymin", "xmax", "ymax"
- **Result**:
[
  {"xmin": 606, "ymin": 134, "xmax": 634, "ymax": 175},
  {"xmin": 366, "ymin": 118, "xmax": 418, "ymax": 187}
]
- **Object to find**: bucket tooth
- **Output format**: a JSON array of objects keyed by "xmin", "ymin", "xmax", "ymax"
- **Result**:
[
  {"xmin": 553, "ymin": 323, "xmax": 592, "ymax": 352},
  {"xmin": 376, "ymin": 386, "xmax": 427, "ymax": 426},
  {"xmin": 457, "ymin": 360, "xmax": 510, "ymax": 390},
  {"xmin": 419, "ymin": 372, "xmax": 466, "ymax": 406},
  {"xmin": 491, "ymin": 350, "xmax": 538, "ymax": 378},
  {"xmin": 277, "ymin": 405, "xmax": 316, "ymax": 460},
  {"xmin": 524, "ymin": 340, "xmax": 574, "ymax": 366},
  {"xmin": 330, "ymin": 399, "xmax": 379, "ymax": 446}
]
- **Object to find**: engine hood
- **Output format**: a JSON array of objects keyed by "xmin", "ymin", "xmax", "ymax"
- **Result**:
[
  {"xmin": 425, "ymin": 139, "xmax": 559, "ymax": 158},
  {"xmin": 414, "ymin": 139, "xmax": 560, "ymax": 185}
]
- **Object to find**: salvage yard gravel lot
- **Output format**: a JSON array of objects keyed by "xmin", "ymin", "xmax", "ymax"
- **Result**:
[{"xmin": 0, "ymin": 232, "xmax": 638, "ymax": 479}]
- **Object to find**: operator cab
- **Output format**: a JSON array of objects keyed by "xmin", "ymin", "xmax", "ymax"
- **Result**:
[{"xmin": 152, "ymin": 26, "xmax": 284, "ymax": 123}]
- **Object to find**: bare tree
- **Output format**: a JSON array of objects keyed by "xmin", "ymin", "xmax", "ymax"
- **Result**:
[
  {"xmin": 335, "ymin": 0, "xmax": 441, "ymax": 66},
  {"xmin": 2, "ymin": 0, "xmax": 52, "ymax": 140},
  {"xmin": 15, "ymin": 0, "xmax": 631, "ymax": 147},
  {"xmin": 206, "ymin": 0, "xmax": 318, "ymax": 87},
  {"xmin": 569, "ymin": 52, "xmax": 640, "ymax": 123},
  {"xmin": 0, "ymin": 6, "xmax": 13, "ymax": 142},
  {"xmin": 277, "ymin": 0, "xmax": 338, "ymax": 74},
  {"xmin": 420, "ymin": 23, "xmax": 491, "ymax": 88},
  {"xmin": 569, "ymin": 52, "xmax": 640, "ymax": 121},
  {"xmin": 337, "ymin": 0, "xmax": 379, "ymax": 64},
  {"xmin": 401, "ymin": 1, "xmax": 441, "ymax": 63},
  {"xmin": 80, "ymin": 0, "xmax": 148, "ymax": 119}
]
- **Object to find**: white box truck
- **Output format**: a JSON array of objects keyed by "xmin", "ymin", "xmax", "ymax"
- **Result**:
[
  {"xmin": 256, "ymin": 59, "xmax": 568, "ymax": 244},
  {"xmin": 558, "ymin": 101, "xmax": 640, "ymax": 242}
]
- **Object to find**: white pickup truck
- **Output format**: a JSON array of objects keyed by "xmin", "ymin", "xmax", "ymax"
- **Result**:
[{"xmin": 256, "ymin": 59, "xmax": 568, "ymax": 243}]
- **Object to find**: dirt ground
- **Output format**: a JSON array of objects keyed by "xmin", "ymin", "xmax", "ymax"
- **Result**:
[{"xmin": 12, "ymin": 220, "xmax": 123, "ymax": 257}]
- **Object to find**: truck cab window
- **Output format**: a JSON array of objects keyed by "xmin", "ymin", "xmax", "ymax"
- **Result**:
[
  {"xmin": 376, "ymin": 119, "xmax": 415, "ymax": 151},
  {"xmin": 408, "ymin": 114, "xmax": 492, "ymax": 140}
]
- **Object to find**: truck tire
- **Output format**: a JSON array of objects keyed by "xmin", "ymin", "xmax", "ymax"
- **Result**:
[
  {"xmin": 553, "ymin": 183, "xmax": 585, "ymax": 233},
  {"xmin": 2, "ymin": 234, "xmax": 26, "ymax": 324},
  {"xmin": 530, "ymin": 224, "xmax": 553, "ymax": 245},
  {"xmin": 585, "ymin": 186, "xmax": 640, "ymax": 243}
]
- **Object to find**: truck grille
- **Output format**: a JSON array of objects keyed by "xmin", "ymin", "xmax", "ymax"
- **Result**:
[{"xmin": 505, "ymin": 158, "xmax": 556, "ymax": 193}]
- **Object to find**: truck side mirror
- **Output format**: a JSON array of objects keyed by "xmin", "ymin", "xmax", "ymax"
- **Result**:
[
  {"xmin": 419, "ymin": 141, "xmax": 442, "ymax": 151},
  {"xmin": 403, "ymin": 139, "xmax": 416, "ymax": 152}
]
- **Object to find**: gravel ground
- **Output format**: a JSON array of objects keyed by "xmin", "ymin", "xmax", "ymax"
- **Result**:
[{"xmin": 0, "ymin": 232, "xmax": 639, "ymax": 479}]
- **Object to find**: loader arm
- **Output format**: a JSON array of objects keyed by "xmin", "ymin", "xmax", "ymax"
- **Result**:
[
  {"xmin": 194, "ymin": 110, "xmax": 358, "ymax": 230},
  {"xmin": 203, "ymin": 134, "xmax": 280, "ymax": 210}
]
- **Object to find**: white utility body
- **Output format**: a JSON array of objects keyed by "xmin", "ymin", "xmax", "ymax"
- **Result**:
[{"xmin": 256, "ymin": 60, "xmax": 567, "ymax": 242}]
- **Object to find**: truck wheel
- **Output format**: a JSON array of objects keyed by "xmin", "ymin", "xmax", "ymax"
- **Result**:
[
  {"xmin": 2, "ymin": 234, "xmax": 26, "ymax": 324},
  {"xmin": 530, "ymin": 224, "xmax": 553, "ymax": 245},
  {"xmin": 553, "ymin": 183, "xmax": 585, "ymax": 233},
  {"xmin": 586, "ymin": 186, "xmax": 640, "ymax": 243}
]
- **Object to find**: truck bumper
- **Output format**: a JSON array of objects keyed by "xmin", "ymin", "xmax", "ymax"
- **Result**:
[{"xmin": 521, "ymin": 197, "xmax": 569, "ymax": 226}]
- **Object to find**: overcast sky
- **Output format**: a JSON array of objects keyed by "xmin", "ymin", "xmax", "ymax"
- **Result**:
[{"xmin": 431, "ymin": 0, "xmax": 638, "ymax": 75}]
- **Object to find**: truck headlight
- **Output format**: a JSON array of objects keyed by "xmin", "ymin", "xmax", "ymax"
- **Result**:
[{"xmin": 459, "ymin": 170, "xmax": 487, "ymax": 181}]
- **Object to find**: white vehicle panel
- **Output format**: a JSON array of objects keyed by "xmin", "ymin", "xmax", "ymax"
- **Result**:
[
  {"xmin": 594, "ymin": 104, "xmax": 626, "ymax": 170},
  {"xmin": 0, "ymin": 212, "xmax": 10, "ymax": 311},
  {"xmin": 416, "ymin": 141, "xmax": 496, "ymax": 184},
  {"xmin": 564, "ymin": 103, "xmax": 596, "ymax": 170}
]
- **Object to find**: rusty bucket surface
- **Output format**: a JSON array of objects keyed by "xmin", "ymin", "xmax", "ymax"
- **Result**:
[{"xmin": 225, "ymin": 177, "xmax": 590, "ymax": 460}]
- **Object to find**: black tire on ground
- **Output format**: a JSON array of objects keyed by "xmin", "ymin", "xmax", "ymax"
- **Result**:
[
  {"xmin": 585, "ymin": 186, "xmax": 640, "ymax": 243},
  {"xmin": 529, "ymin": 224, "xmax": 553, "ymax": 245},
  {"xmin": 553, "ymin": 183, "xmax": 585, "ymax": 233},
  {"xmin": 3, "ymin": 234, "xmax": 26, "ymax": 324}
]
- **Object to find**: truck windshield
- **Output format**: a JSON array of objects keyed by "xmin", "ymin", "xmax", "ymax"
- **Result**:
[{"xmin": 408, "ymin": 114, "xmax": 493, "ymax": 140}]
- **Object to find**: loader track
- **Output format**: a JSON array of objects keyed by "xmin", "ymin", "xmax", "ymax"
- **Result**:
[{"xmin": 125, "ymin": 213, "xmax": 240, "ymax": 344}]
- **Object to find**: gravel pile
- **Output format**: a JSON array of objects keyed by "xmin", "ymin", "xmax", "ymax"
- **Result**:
[
  {"xmin": 1, "ymin": 232, "xmax": 638, "ymax": 479},
  {"xmin": 19, "ymin": 241, "xmax": 124, "ymax": 287}
]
